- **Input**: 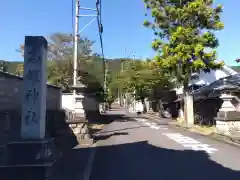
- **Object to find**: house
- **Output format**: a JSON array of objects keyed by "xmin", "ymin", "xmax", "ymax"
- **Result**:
[{"xmin": 174, "ymin": 64, "xmax": 238, "ymax": 95}]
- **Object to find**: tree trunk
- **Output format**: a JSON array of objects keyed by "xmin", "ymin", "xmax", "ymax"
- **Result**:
[
  {"xmin": 141, "ymin": 97, "xmax": 147, "ymax": 113},
  {"xmin": 158, "ymin": 99, "xmax": 164, "ymax": 117},
  {"xmin": 183, "ymin": 78, "xmax": 194, "ymax": 125}
]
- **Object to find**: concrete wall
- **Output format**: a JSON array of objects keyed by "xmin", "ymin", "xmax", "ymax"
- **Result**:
[
  {"xmin": 0, "ymin": 71, "xmax": 61, "ymax": 110},
  {"xmin": 61, "ymin": 93, "xmax": 74, "ymax": 110},
  {"xmin": 61, "ymin": 93, "xmax": 99, "ymax": 111}
]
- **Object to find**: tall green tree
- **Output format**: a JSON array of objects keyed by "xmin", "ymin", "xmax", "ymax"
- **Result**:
[
  {"xmin": 18, "ymin": 33, "xmax": 104, "ymax": 94},
  {"xmin": 144, "ymin": 0, "xmax": 224, "ymax": 121},
  {"xmin": 114, "ymin": 60, "xmax": 173, "ymax": 111},
  {"xmin": 0, "ymin": 61, "xmax": 9, "ymax": 72},
  {"xmin": 19, "ymin": 33, "xmax": 94, "ymax": 61}
]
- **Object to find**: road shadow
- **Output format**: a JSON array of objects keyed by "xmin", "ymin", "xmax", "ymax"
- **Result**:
[
  {"xmin": 104, "ymin": 113, "xmax": 137, "ymax": 124},
  {"xmin": 53, "ymin": 147, "xmax": 92, "ymax": 180},
  {"xmin": 86, "ymin": 141, "xmax": 240, "ymax": 180},
  {"xmin": 94, "ymin": 126, "xmax": 148, "ymax": 135},
  {"xmin": 46, "ymin": 110, "xmax": 79, "ymax": 153},
  {"xmin": 86, "ymin": 113, "xmax": 137, "ymax": 138},
  {"xmin": 86, "ymin": 113, "xmax": 137, "ymax": 125},
  {"xmin": 93, "ymin": 132, "xmax": 129, "ymax": 143}
]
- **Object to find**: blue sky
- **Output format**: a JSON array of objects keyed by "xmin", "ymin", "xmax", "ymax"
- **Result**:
[{"xmin": 0, "ymin": 0, "xmax": 240, "ymax": 66}]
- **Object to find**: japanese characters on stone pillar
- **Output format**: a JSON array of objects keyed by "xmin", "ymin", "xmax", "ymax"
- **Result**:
[{"xmin": 21, "ymin": 36, "xmax": 47, "ymax": 139}]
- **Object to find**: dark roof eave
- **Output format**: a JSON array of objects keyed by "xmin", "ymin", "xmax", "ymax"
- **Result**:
[{"xmin": 0, "ymin": 71, "xmax": 61, "ymax": 89}]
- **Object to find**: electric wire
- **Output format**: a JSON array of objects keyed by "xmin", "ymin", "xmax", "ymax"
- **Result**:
[
  {"xmin": 96, "ymin": 0, "xmax": 107, "ymax": 92},
  {"xmin": 96, "ymin": 0, "xmax": 104, "ymax": 62}
]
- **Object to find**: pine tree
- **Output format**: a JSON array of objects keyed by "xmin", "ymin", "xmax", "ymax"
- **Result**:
[{"xmin": 144, "ymin": 0, "xmax": 224, "ymax": 123}]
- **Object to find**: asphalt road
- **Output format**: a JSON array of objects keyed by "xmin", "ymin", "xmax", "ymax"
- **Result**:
[{"xmin": 87, "ymin": 109, "xmax": 240, "ymax": 180}]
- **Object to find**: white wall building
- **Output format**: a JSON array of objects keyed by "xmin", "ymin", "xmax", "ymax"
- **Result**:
[{"xmin": 174, "ymin": 64, "xmax": 238, "ymax": 95}]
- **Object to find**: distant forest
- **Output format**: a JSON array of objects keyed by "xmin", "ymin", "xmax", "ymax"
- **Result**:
[
  {"xmin": 0, "ymin": 58, "xmax": 127, "ymax": 75},
  {"xmin": 1, "ymin": 59, "xmax": 240, "ymax": 75}
]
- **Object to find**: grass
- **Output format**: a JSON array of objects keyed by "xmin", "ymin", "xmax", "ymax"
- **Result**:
[
  {"xmin": 173, "ymin": 119, "xmax": 240, "ymax": 146},
  {"xmin": 191, "ymin": 125, "xmax": 216, "ymax": 135},
  {"xmin": 174, "ymin": 118, "xmax": 216, "ymax": 135},
  {"xmin": 177, "ymin": 118, "xmax": 185, "ymax": 124}
]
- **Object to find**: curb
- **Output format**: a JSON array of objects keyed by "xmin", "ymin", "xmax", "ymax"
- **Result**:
[{"xmin": 143, "ymin": 113, "xmax": 240, "ymax": 149}]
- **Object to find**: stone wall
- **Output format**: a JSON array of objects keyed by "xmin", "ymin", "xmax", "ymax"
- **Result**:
[
  {"xmin": 0, "ymin": 71, "xmax": 61, "ymax": 110},
  {"xmin": 216, "ymin": 120, "xmax": 240, "ymax": 137},
  {"xmin": 69, "ymin": 123, "xmax": 89, "ymax": 140}
]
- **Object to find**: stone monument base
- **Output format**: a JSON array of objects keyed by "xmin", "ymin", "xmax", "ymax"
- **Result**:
[
  {"xmin": 0, "ymin": 164, "xmax": 55, "ymax": 180},
  {"xmin": 216, "ymin": 120, "xmax": 240, "ymax": 137},
  {"xmin": 0, "ymin": 145, "xmax": 7, "ymax": 165},
  {"xmin": 217, "ymin": 111, "xmax": 240, "ymax": 137},
  {"xmin": 0, "ymin": 138, "xmax": 58, "ymax": 180}
]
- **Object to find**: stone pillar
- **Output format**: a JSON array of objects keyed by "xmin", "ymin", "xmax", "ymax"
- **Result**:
[
  {"xmin": 219, "ymin": 94, "xmax": 235, "ymax": 112},
  {"xmin": 216, "ymin": 93, "xmax": 240, "ymax": 136},
  {"xmin": 21, "ymin": 36, "xmax": 47, "ymax": 139},
  {"xmin": 74, "ymin": 94, "xmax": 85, "ymax": 115},
  {"xmin": 73, "ymin": 84, "xmax": 85, "ymax": 116},
  {"xmin": 178, "ymin": 109, "xmax": 184, "ymax": 119},
  {"xmin": 184, "ymin": 94, "xmax": 194, "ymax": 125},
  {"xmin": 0, "ymin": 37, "xmax": 57, "ymax": 180},
  {"xmin": 178, "ymin": 100, "xmax": 184, "ymax": 119}
]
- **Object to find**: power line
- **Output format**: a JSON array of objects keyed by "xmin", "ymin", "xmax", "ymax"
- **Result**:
[
  {"xmin": 96, "ymin": 0, "xmax": 105, "ymax": 81},
  {"xmin": 96, "ymin": 0, "xmax": 104, "ymax": 60},
  {"xmin": 96, "ymin": 0, "xmax": 107, "ymax": 111}
]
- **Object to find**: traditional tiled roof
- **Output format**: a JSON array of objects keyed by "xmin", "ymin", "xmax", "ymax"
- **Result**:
[{"xmin": 0, "ymin": 70, "xmax": 60, "ymax": 89}]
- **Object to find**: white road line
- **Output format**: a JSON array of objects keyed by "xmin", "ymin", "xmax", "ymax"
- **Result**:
[
  {"xmin": 150, "ymin": 125, "xmax": 160, "ymax": 130},
  {"xmin": 135, "ymin": 118, "xmax": 146, "ymax": 122},
  {"xmin": 136, "ymin": 118, "xmax": 169, "ymax": 130},
  {"xmin": 162, "ymin": 133, "xmax": 218, "ymax": 154},
  {"xmin": 83, "ymin": 144, "xmax": 96, "ymax": 180},
  {"xmin": 143, "ymin": 122, "xmax": 151, "ymax": 126},
  {"xmin": 150, "ymin": 122, "xmax": 168, "ymax": 130}
]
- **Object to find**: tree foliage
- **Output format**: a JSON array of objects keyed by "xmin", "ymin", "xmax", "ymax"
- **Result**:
[
  {"xmin": 15, "ymin": 63, "xmax": 24, "ymax": 75},
  {"xmin": 0, "ymin": 61, "xmax": 9, "ymax": 72},
  {"xmin": 113, "ymin": 60, "xmax": 173, "ymax": 100},
  {"xmin": 18, "ymin": 33, "xmax": 104, "ymax": 95},
  {"xmin": 144, "ymin": 0, "xmax": 224, "ymax": 87}
]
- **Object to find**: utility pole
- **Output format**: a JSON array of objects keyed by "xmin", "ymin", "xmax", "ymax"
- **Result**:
[
  {"xmin": 132, "ymin": 51, "xmax": 136, "ymax": 111},
  {"xmin": 132, "ymin": 52, "xmax": 135, "ymax": 60},
  {"xmin": 73, "ymin": 0, "xmax": 80, "ymax": 105},
  {"xmin": 103, "ymin": 60, "xmax": 108, "ymax": 111},
  {"xmin": 120, "ymin": 59, "xmax": 124, "ymax": 106},
  {"xmin": 72, "ymin": 0, "xmax": 101, "ymax": 114}
]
